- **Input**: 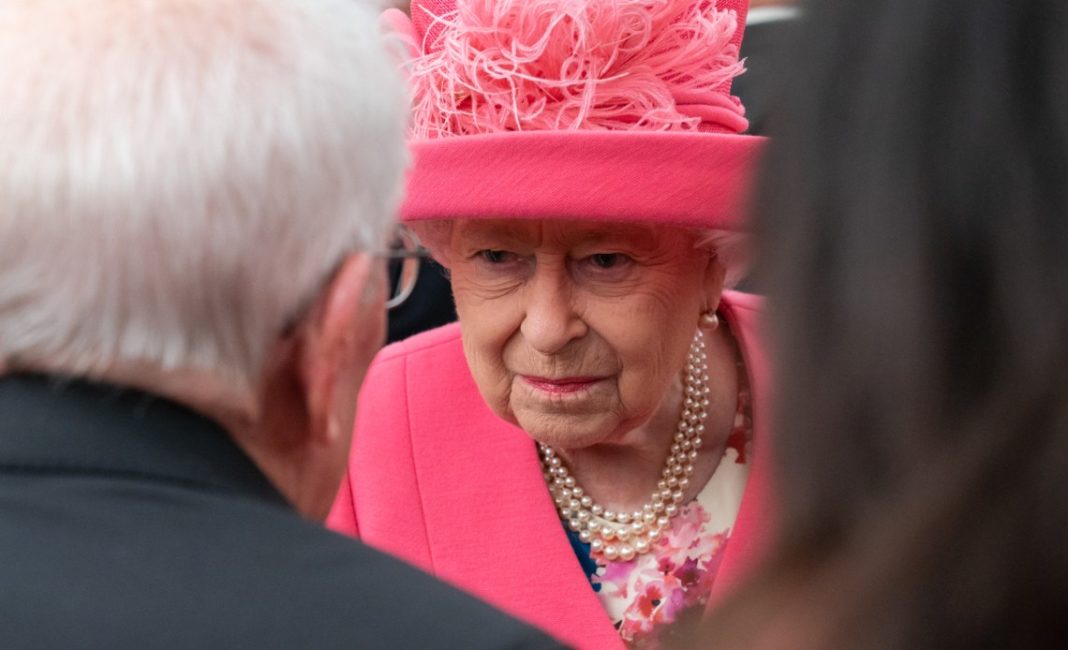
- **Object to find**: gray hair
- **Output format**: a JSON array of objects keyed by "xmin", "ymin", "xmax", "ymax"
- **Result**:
[
  {"xmin": 695, "ymin": 229, "xmax": 751, "ymax": 289},
  {"xmin": 0, "ymin": 0, "xmax": 408, "ymax": 386}
]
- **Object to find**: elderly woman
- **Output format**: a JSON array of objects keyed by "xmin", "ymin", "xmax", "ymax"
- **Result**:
[{"xmin": 330, "ymin": 1, "xmax": 770, "ymax": 647}]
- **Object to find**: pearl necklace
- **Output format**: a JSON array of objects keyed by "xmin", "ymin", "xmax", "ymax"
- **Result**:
[{"xmin": 539, "ymin": 330, "xmax": 710, "ymax": 562}]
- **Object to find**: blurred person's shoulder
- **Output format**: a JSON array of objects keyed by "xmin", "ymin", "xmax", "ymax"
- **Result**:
[
  {"xmin": 0, "ymin": 457, "xmax": 561, "ymax": 649},
  {"xmin": 235, "ymin": 512, "xmax": 566, "ymax": 649},
  {"xmin": 0, "ymin": 376, "xmax": 560, "ymax": 650}
]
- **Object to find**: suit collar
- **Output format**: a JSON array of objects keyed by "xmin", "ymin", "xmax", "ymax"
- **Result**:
[
  {"xmin": 0, "ymin": 374, "xmax": 288, "ymax": 507},
  {"xmin": 707, "ymin": 292, "xmax": 775, "ymax": 604},
  {"xmin": 400, "ymin": 333, "xmax": 625, "ymax": 649},
  {"xmin": 414, "ymin": 415, "xmax": 625, "ymax": 649}
]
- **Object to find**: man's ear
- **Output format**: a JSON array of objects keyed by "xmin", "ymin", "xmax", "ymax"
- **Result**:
[
  {"xmin": 244, "ymin": 252, "xmax": 385, "ymax": 520},
  {"xmin": 300, "ymin": 252, "xmax": 386, "ymax": 448}
]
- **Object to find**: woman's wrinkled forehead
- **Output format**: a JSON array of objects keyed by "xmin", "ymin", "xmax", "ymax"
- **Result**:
[{"xmin": 450, "ymin": 219, "xmax": 694, "ymax": 252}]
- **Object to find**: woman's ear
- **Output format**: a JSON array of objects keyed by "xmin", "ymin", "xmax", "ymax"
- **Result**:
[{"xmin": 701, "ymin": 255, "xmax": 728, "ymax": 316}]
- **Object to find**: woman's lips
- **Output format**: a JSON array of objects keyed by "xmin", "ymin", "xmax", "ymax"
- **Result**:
[{"xmin": 521, "ymin": 376, "xmax": 605, "ymax": 395}]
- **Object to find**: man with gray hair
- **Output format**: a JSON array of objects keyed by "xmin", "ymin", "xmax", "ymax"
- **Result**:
[{"xmin": 0, "ymin": 1, "xmax": 558, "ymax": 647}]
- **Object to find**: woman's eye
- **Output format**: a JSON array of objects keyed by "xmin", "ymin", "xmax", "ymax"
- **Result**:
[
  {"xmin": 586, "ymin": 253, "xmax": 634, "ymax": 271},
  {"xmin": 478, "ymin": 249, "xmax": 516, "ymax": 264},
  {"xmin": 590, "ymin": 253, "xmax": 624, "ymax": 269},
  {"xmin": 576, "ymin": 252, "xmax": 635, "ymax": 281}
]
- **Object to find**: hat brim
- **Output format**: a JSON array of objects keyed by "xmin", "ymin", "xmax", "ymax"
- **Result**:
[{"xmin": 400, "ymin": 130, "xmax": 765, "ymax": 231}]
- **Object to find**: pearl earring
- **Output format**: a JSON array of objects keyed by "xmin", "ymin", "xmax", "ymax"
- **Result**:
[{"xmin": 699, "ymin": 311, "xmax": 719, "ymax": 331}]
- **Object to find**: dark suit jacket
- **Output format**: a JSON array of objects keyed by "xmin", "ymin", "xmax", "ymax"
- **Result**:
[{"xmin": 0, "ymin": 375, "xmax": 561, "ymax": 649}]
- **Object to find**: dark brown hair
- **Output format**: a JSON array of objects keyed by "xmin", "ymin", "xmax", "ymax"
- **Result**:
[{"xmin": 699, "ymin": 1, "xmax": 1068, "ymax": 647}]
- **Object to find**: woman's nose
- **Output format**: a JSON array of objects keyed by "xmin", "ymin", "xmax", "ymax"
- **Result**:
[{"xmin": 520, "ymin": 268, "xmax": 587, "ymax": 354}]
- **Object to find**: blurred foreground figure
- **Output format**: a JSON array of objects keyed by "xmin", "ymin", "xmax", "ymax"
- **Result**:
[
  {"xmin": 0, "ymin": 1, "xmax": 558, "ymax": 648},
  {"xmin": 699, "ymin": 1, "xmax": 1068, "ymax": 648}
]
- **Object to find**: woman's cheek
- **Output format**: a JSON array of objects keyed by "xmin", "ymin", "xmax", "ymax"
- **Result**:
[
  {"xmin": 621, "ymin": 331, "xmax": 680, "ymax": 410},
  {"xmin": 461, "ymin": 330, "xmax": 513, "ymax": 415}
]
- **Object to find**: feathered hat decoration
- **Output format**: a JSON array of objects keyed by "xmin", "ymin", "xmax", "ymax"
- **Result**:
[{"xmin": 383, "ymin": 0, "xmax": 764, "ymax": 231}]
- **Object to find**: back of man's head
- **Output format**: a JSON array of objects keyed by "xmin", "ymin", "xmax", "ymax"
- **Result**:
[
  {"xmin": 0, "ymin": 0, "xmax": 409, "ymax": 518},
  {"xmin": 0, "ymin": 0, "xmax": 407, "ymax": 389}
]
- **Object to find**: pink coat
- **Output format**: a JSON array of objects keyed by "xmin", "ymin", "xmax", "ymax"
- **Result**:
[{"xmin": 329, "ymin": 291, "xmax": 773, "ymax": 649}]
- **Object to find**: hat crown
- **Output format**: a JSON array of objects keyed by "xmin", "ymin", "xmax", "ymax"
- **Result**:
[
  {"xmin": 403, "ymin": 0, "xmax": 752, "ymax": 138},
  {"xmin": 410, "ymin": 0, "xmax": 750, "ymax": 54}
]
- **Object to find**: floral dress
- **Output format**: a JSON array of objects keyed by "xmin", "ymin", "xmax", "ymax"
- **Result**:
[{"xmin": 563, "ymin": 376, "xmax": 753, "ymax": 648}]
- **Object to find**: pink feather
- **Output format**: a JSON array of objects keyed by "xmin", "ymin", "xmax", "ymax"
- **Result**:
[{"xmin": 407, "ymin": 0, "xmax": 747, "ymax": 138}]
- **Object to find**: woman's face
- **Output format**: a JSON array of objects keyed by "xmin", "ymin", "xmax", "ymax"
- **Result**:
[{"xmin": 447, "ymin": 219, "xmax": 725, "ymax": 450}]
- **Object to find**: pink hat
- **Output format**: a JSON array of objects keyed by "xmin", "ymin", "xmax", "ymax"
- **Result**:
[{"xmin": 384, "ymin": 0, "xmax": 764, "ymax": 231}]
